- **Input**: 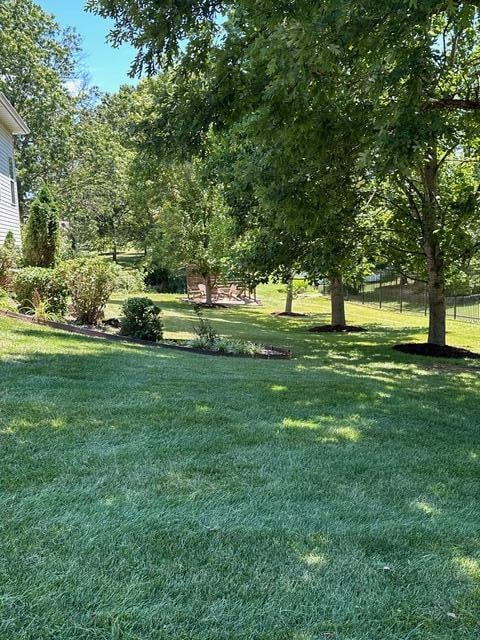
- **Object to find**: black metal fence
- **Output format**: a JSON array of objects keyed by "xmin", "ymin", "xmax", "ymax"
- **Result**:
[{"xmin": 342, "ymin": 271, "xmax": 480, "ymax": 324}]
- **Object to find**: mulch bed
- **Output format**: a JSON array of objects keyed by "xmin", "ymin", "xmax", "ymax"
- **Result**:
[
  {"xmin": 0, "ymin": 310, "xmax": 292, "ymax": 360},
  {"xmin": 192, "ymin": 302, "xmax": 229, "ymax": 309},
  {"xmin": 393, "ymin": 343, "xmax": 480, "ymax": 360},
  {"xmin": 272, "ymin": 312, "xmax": 310, "ymax": 318},
  {"xmin": 308, "ymin": 324, "xmax": 367, "ymax": 333}
]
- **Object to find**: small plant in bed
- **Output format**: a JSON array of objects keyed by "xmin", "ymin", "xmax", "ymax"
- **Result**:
[
  {"xmin": 120, "ymin": 297, "xmax": 164, "ymax": 342},
  {"xmin": 187, "ymin": 307, "xmax": 282, "ymax": 356},
  {"xmin": 187, "ymin": 335, "xmax": 264, "ymax": 356}
]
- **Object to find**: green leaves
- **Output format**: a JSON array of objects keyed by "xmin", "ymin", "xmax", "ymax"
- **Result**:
[
  {"xmin": 0, "ymin": 0, "xmax": 81, "ymax": 209},
  {"xmin": 22, "ymin": 186, "xmax": 60, "ymax": 268}
]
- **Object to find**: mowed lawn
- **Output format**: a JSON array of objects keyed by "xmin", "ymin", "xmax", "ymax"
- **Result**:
[{"xmin": 1, "ymin": 285, "xmax": 479, "ymax": 640}]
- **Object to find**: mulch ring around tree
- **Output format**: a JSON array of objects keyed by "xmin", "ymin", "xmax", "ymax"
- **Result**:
[
  {"xmin": 308, "ymin": 324, "xmax": 368, "ymax": 333},
  {"xmin": 272, "ymin": 312, "xmax": 310, "ymax": 318},
  {"xmin": 394, "ymin": 343, "xmax": 480, "ymax": 360},
  {"xmin": 193, "ymin": 302, "xmax": 229, "ymax": 309}
]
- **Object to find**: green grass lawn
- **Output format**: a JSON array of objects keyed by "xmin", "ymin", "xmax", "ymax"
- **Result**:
[{"xmin": 1, "ymin": 285, "xmax": 479, "ymax": 639}]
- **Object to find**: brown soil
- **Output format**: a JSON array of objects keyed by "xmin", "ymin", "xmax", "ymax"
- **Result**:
[
  {"xmin": 393, "ymin": 343, "xmax": 480, "ymax": 360},
  {"xmin": 308, "ymin": 324, "xmax": 367, "ymax": 333},
  {"xmin": 193, "ymin": 302, "xmax": 229, "ymax": 309},
  {"xmin": 272, "ymin": 312, "xmax": 310, "ymax": 318}
]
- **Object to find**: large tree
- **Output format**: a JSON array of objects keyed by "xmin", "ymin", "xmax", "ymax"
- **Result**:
[
  {"xmin": 58, "ymin": 92, "xmax": 135, "ymax": 258},
  {"xmin": 150, "ymin": 159, "xmax": 233, "ymax": 305},
  {"xmin": 0, "ymin": 0, "xmax": 82, "ymax": 214},
  {"xmin": 88, "ymin": 0, "xmax": 480, "ymax": 345},
  {"xmin": 324, "ymin": 0, "xmax": 480, "ymax": 346}
]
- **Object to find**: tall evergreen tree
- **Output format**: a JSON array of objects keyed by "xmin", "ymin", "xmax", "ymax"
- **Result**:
[{"xmin": 23, "ymin": 186, "xmax": 60, "ymax": 268}]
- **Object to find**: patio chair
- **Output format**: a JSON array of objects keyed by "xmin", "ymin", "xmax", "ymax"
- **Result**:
[
  {"xmin": 228, "ymin": 283, "xmax": 244, "ymax": 300},
  {"xmin": 197, "ymin": 283, "xmax": 207, "ymax": 300}
]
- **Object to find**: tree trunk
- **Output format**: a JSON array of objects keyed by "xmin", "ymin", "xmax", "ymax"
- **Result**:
[
  {"xmin": 426, "ymin": 250, "xmax": 446, "ymax": 346},
  {"xmin": 422, "ymin": 145, "xmax": 446, "ymax": 346},
  {"xmin": 205, "ymin": 275, "xmax": 213, "ymax": 305},
  {"xmin": 284, "ymin": 276, "xmax": 294, "ymax": 314},
  {"xmin": 330, "ymin": 273, "xmax": 346, "ymax": 326},
  {"xmin": 112, "ymin": 242, "xmax": 118, "ymax": 263},
  {"xmin": 17, "ymin": 179, "xmax": 26, "ymax": 223}
]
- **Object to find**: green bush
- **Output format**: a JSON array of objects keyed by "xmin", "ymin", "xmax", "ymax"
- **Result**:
[
  {"xmin": 187, "ymin": 335, "xmax": 262, "ymax": 355},
  {"xmin": 0, "ymin": 288, "xmax": 17, "ymax": 312},
  {"xmin": 193, "ymin": 307, "xmax": 219, "ymax": 344},
  {"xmin": 115, "ymin": 267, "xmax": 146, "ymax": 293},
  {"xmin": 14, "ymin": 267, "xmax": 68, "ymax": 315},
  {"xmin": 22, "ymin": 186, "xmax": 60, "ymax": 267},
  {"xmin": 120, "ymin": 297, "xmax": 163, "ymax": 341},
  {"xmin": 61, "ymin": 257, "xmax": 117, "ymax": 325},
  {"xmin": 0, "ymin": 244, "xmax": 17, "ymax": 290},
  {"xmin": 144, "ymin": 264, "xmax": 186, "ymax": 293}
]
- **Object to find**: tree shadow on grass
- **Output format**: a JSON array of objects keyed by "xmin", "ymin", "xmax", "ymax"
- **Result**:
[{"xmin": 1, "ymin": 321, "xmax": 479, "ymax": 639}]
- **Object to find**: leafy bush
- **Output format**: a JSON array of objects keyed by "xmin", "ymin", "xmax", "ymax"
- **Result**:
[
  {"xmin": 193, "ymin": 307, "xmax": 219, "ymax": 344},
  {"xmin": 115, "ymin": 268, "xmax": 146, "ymax": 293},
  {"xmin": 0, "ymin": 243, "xmax": 17, "ymax": 290},
  {"xmin": 187, "ymin": 335, "xmax": 262, "ymax": 356},
  {"xmin": 145, "ymin": 264, "xmax": 186, "ymax": 293},
  {"xmin": 120, "ymin": 297, "xmax": 163, "ymax": 341},
  {"xmin": 14, "ymin": 266, "xmax": 68, "ymax": 315},
  {"xmin": 0, "ymin": 288, "xmax": 17, "ymax": 312},
  {"xmin": 61, "ymin": 257, "xmax": 117, "ymax": 325},
  {"xmin": 29, "ymin": 289, "xmax": 53, "ymax": 322},
  {"xmin": 22, "ymin": 186, "xmax": 60, "ymax": 267}
]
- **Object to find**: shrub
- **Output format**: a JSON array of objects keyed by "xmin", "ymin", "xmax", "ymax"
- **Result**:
[
  {"xmin": 22, "ymin": 186, "xmax": 60, "ymax": 267},
  {"xmin": 115, "ymin": 267, "xmax": 146, "ymax": 293},
  {"xmin": 187, "ymin": 335, "xmax": 262, "ymax": 356},
  {"xmin": 120, "ymin": 297, "xmax": 163, "ymax": 341},
  {"xmin": 61, "ymin": 257, "xmax": 117, "ymax": 325},
  {"xmin": 3, "ymin": 231, "xmax": 16, "ymax": 252},
  {"xmin": 145, "ymin": 263, "xmax": 186, "ymax": 293},
  {"xmin": 29, "ymin": 289, "xmax": 52, "ymax": 322},
  {"xmin": 193, "ymin": 307, "xmax": 219, "ymax": 344},
  {"xmin": 0, "ymin": 238, "xmax": 18, "ymax": 290},
  {"xmin": 0, "ymin": 288, "xmax": 17, "ymax": 312},
  {"xmin": 14, "ymin": 266, "xmax": 68, "ymax": 315}
]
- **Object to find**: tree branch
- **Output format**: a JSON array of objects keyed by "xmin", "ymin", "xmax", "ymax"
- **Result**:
[{"xmin": 426, "ymin": 98, "xmax": 480, "ymax": 110}]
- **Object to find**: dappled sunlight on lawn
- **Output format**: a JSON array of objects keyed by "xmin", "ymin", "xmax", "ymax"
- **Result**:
[
  {"xmin": 412, "ymin": 499, "xmax": 441, "ymax": 517},
  {"xmin": 457, "ymin": 556, "xmax": 480, "ymax": 581},
  {"xmin": 1, "ymin": 285, "xmax": 480, "ymax": 639},
  {"xmin": 282, "ymin": 417, "xmax": 363, "ymax": 443}
]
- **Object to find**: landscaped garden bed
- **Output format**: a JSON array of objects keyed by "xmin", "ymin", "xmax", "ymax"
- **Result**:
[{"xmin": 0, "ymin": 310, "xmax": 292, "ymax": 359}]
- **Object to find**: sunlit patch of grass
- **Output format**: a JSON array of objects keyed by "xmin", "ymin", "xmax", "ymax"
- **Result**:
[
  {"xmin": 412, "ymin": 500, "xmax": 440, "ymax": 517},
  {"xmin": 302, "ymin": 552, "xmax": 327, "ymax": 567},
  {"xmin": 457, "ymin": 556, "xmax": 480, "ymax": 580}
]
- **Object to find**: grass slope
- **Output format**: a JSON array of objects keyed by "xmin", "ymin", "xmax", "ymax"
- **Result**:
[{"xmin": 1, "ymin": 285, "xmax": 479, "ymax": 640}]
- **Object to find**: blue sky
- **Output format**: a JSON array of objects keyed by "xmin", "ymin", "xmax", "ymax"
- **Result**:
[{"xmin": 38, "ymin": 0, "xmax": 139, "ymax": 93}]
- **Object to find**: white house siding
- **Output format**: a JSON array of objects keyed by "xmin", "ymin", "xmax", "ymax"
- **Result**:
[{"xmin": 0, "ymin": 122, "xmax": 20, "ymax": 245}]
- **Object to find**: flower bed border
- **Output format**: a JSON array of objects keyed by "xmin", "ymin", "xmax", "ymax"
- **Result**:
[{"xmin": 0, "ymin": 310, "xmax": 293, "ymax": 360}]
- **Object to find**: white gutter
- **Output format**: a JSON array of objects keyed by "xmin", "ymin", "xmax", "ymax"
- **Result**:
[{"xmin": 0, "ymin": 92, "xmax": 30, "ymax": 135}]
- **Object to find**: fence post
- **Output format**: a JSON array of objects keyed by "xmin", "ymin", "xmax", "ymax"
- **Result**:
[
  {"xmin": 399, "ymin": 276, "xmax": 403, "ymax": 313},
  {"xmin": 379, "ymin": 274, "xmax": 383, "ymax": 309},
  {"xmin": 453, "ymin": 287, "xmax": 457, "ymax": 320}
]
